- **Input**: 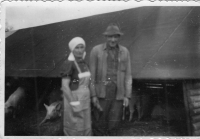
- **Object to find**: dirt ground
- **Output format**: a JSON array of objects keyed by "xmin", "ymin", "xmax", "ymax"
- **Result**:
[
  {"xmin": 5, "ymin": 107, "xmax": 187, "ymax": 136},
  {"xmin": 118, "ymin": 118, "xmax": 187, "ymax": 136}
]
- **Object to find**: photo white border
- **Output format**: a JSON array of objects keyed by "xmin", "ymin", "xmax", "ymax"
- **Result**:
[{"xmin": 1, "ymin": 0, "xmax": 200, "ymax": 139}]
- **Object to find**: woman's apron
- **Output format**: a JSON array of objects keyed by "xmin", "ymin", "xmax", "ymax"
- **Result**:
[{"xmin": 63, "ymin": 60, "xmax": 91, "ymax": 136}]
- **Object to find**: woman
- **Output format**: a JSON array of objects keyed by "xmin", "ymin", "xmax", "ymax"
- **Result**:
[{"xmin": 60, "ymin": 37, "xmax": 91, "ymax": 136}]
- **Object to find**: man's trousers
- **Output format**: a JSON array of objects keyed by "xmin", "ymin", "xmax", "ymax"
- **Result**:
[{"xmin": 92, "ymin": 82, "xmax": 123, "ymax": 136}]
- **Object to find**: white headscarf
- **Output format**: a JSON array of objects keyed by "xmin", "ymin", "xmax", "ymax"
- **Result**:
[{"xmin": 68, "ymin": 37, "xmax": 86, "ymax": 61}]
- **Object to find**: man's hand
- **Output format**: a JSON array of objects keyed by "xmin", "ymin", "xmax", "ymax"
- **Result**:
[
  {"xmin": 92, "ymin": 96, "xmax": 103, "ymax": 111},
  {"xmin": 92, "ymin": 96, "xmax": 98, "ymax": 106},
  {"xmin": 123, "ymin": 97, "xmax": 129, "ymax": 107}
]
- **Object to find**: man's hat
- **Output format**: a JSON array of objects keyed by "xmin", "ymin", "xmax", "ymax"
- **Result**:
[{"xmin": 103, "ymin": 23, "xmax": 124, "ymax": 36}]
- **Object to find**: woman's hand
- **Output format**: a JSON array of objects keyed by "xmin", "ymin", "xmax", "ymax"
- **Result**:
[{"xmin": 123, "ymin": 97, "xmax": 129, "ymax": 107}]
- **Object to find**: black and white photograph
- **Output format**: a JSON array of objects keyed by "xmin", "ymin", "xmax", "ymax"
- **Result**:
[{"xmin": 2, "ymin": 1, "xmax": 200, "ymax": 137}]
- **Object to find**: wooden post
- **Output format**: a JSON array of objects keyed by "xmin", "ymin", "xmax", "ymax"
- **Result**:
[{"xmin": 183, "ymin": 81, "xmax": 192, "ymax": 136}]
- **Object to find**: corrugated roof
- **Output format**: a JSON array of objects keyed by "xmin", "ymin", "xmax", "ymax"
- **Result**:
[{"xmin": 5, "ymin": 6, "xmax": 200, "ymax": 79}]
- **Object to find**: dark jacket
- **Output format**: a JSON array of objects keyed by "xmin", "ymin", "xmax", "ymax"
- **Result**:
[{"xmin": 89, "ymin": 43, "xmax": 132, "ymax": 100}]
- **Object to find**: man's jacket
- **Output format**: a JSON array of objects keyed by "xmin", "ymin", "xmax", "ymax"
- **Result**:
[{"xmin": 89, "ymin": 43, "xmax": 132, "ymax": 100}]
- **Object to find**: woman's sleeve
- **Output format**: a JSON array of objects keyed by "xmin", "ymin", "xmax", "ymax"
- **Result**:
[
  {"xmin": 60, "ymin": 60, "xmax": 73, "ymax": 78},
  {"xmin": 61, "ymin": 60, "xmax": 81, "ymax": 112}
]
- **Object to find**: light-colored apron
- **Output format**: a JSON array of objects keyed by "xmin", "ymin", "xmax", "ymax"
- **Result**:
[{"xmin": 63, "ymin": 60, "xmax": 91, "ymax": 136}]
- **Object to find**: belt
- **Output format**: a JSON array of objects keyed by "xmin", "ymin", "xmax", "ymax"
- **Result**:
[{"xmin": 103, "ymin": 80, "xmax": 116, "ymax": 86}]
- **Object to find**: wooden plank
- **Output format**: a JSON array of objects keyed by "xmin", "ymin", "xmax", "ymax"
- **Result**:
[
  {"xmin": 189, "ymin": 102, "xmax": 200, "ymax": 109},
  {"xmin": 192, "ymin": 122, "xmax": 200, "ymax": 131},
  {"xmin": 193, "ymin": 83, "xmax": 200, "ymax": 89},
  {"xmin": 189, "ymin": 95, "xmax": 200, "ymax": 103},
  {"xmin": 189, "ymin": 89, "xmax": 200, "ymax": 96},
  {"xmin": 193, "ymin": 130, "xmax": 200, "ymax": 136},
  {"xmin": 192, "ymin": 115, "xmax": 200, "ymax": 123},
  {"xmin": 191, "ymin": 108, "xmax": 200, "ymax": 115}
]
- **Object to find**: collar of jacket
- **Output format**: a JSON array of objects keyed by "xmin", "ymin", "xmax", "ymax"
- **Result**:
[
  {"xmin": 103, "ymin": 43, "xmax": 123, "ymax": 53},
  {"xmin": 106, "ymin": 43, "xmax": 119, "ymax": 50}
]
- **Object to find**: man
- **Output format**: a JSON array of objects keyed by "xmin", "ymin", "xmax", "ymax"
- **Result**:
[{"xmin": 90, "ymin": 23, "xmax": 132, "ymax": 136}]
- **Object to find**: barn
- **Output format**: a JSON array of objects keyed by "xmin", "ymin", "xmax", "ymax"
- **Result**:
[{"xmin": 5, "ymin": 5, "xmax": 200, "ymax": 136}]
